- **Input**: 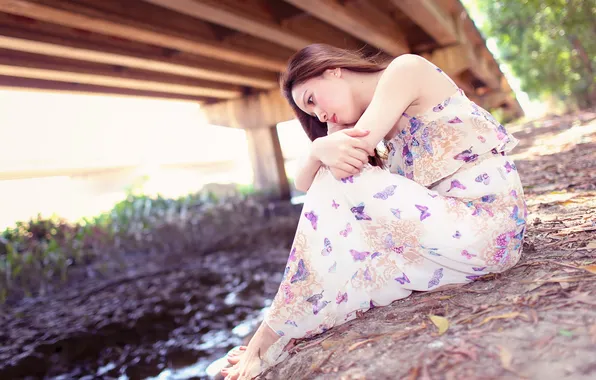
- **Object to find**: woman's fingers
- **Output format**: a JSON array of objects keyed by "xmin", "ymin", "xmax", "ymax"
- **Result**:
[
  {"xmin": 344, "ymin": 156, "xmax": 365, "ymax": 170},
  {"xmin": 349, "ymin": 149, "xmax": 369, "ymax": 164},
  {"xmin": 351, "ymin": 138, "xmax": 375, "ymax": 156},
  {"xmin": 329, "ymin": 166, "xmax": 356, "ymax": 180}
]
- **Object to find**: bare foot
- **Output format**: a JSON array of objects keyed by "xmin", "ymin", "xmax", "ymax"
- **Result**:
[
  {"xmin": 227, "ymin": 345, "xmax": 247, "ymax": 365},
  {"xmin": 221, "ymin": 322, "xmax": 280, "ymax": 380}
]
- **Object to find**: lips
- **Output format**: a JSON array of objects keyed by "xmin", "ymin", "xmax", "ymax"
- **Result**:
[{"xmin": 331, "ymin": 114, "xmax": 338, "ymax": 124}]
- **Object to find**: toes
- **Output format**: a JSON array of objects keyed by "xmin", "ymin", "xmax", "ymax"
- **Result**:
[
  {"xmin": 228, "ymin": 355, "xmax": 241, "ymax": 365},
  {"xmin": 227, "ymin": 345, "xmax": 247, "ymax": 357},
  {"xmin": 221, "ymin": 362, "xmax": 238, "ymax": 376},
  {"xmin": 227, "ymin": 346, "xmax": 246, "ymax": 365},
  {"xmin": 224, "ymin": 370, "xmax": 239, "ymax": 380}
]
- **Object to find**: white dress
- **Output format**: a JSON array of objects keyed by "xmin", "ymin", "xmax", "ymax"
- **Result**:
[{"xmin": 260, "ymin": 67, "xmax": 527, "ymax": 370}]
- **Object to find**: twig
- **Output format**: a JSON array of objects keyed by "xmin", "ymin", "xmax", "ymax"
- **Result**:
[
  {"xmin": 453, "ymin": 306, "xmax": 502, "ymax": 324},
  {"xmin": 520, "ymin": 275, "xmax": 596, "ymax": 284},
  {"xmin": 310, "ymin": 351, "xmax": 334, "ymax": 373},
  {"xmin": 516, "ymin": 259, "xmax": 586, "ymax": 271},
  {"xmin": 290, "ymin": 334, "xmax": 335, "ymax": 354},
  {"xmin": 538, "ymin": 237, "xmax": 582, "ymax": 249}
]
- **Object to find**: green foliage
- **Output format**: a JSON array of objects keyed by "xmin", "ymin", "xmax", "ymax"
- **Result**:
[
  {"xmin": 0, "ymin": 183, "xmax": 267, "ymax": 303},
  {"xmin": 471, "ymin": 0, "xmax": 596, "ymax": 109}
]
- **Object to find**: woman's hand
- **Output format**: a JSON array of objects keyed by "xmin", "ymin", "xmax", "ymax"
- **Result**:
[{"xmin": 312, "ymin": 128, "xmax": 374, "ymax": 178}]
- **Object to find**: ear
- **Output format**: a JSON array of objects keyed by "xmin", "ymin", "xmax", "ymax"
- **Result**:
[{"xmin": 324, "ymin": 68, "xmax": 342, "ymax": 78}]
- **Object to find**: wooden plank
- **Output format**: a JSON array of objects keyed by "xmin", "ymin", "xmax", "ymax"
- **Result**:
[
  {"xmin": 0, "ymin": 0, "xmax": 286, "ymax": 71},
  {"xmin": 390, "ymin": 0, "xmax": 459, "ymax": 45},
  {"xmin": 479, "ymin": 90, "xmax": 509, "ymax": 110},
  {"xmin": 284, "ymin": 0, "xmax": 409, "ymax": 56},
  {"xmin": 0, "ymin": 75, "xmax": 209, "ymax": 102},
  {"xmin": 422, "ymin": 45, "xmax": 469, "ymax": 76},
  {"xmin": 464, "ymin": 45, "xmax": 500, "ymax": 89},
  {"xmin": 280, "ymin": 13, "xmax": 366, "ymax": 51},
  {"xmin": 201, "ymin": 89, "xmax": 294, "ymax": 129},
  {"xmin": 143, "ymin": 0, "xmax": 312, "ymax": 50},
  {"xmin": 0, "ymin": 32, "xmax": 278, "ymax": 89},
  {"xmin": 0, "ymin": 52, "xmax": 242, "ymax": 99}
]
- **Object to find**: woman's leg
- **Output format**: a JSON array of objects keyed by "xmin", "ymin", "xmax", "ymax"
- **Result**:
[{"xmin": 223, "ymin": 162, "xmax": 525, "ymax": 378}]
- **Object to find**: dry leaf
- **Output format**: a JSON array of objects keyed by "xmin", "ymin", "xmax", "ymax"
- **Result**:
[
  {"xmin": 498, "ymin": 345, "xmax": 513, "ymax": 370},
  {"xmin": 586, "ymin": 241, "xmax": 596, "ymax": 249},
  {"xmin": 348, "ymin": 338, "xmax": 374, "ymax": 352},
  {"xmin": 580, "ymin": 264, "xmax": 596, "ymax": 274},
  {"xmin": 569, "ymin": 291, "xmax": 596, "ymax": 306},
  {"xmin": 477, "ymin": 312, "xmax": 526, "ymax": 326},
  {"xmin": 429, "ymin": 315, "xmax": 449, "ymax": 335},
  {"xmin": 590, "ymin": 324, "xmax": 596, "ymax": 344},
  {"xmin": 320, "ymin": 339, "xmax": 339, "ymax": 350}
]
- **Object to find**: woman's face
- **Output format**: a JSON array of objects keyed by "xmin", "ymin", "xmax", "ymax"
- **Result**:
[{"xmin": 291, "ymin": 68, "xmax": 360, "ymax": 132}]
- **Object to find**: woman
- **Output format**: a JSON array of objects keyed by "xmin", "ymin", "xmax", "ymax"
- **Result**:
[{"xmin": 222, "ymin": 44, "xmax": 526, "ymax": 380}]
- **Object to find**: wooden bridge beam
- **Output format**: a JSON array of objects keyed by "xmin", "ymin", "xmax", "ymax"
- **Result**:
[
  {"xmin": 0, "ymin": 0, "xmax": 286, "ymax": 71},
  {"xmin": 284, "ymin": 0, "xmax": 409, "ymax": 56},
  {"xmin": 201, "ymin": 90, "xmax": 293, "ymax": 198},
  {"xmin": 390, "ymin": 0, "xmax": 459, "ymax": 45}
]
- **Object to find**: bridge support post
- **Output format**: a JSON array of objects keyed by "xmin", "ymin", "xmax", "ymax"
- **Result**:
[{"xmin": 245, "ymin": 125, "xmax": 291, "ymax": 200}]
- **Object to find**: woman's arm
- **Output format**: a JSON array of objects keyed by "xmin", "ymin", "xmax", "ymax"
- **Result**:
[
  {"xmin": 294, "ymin": 128, "xmax": 372, "ymax": 192},
  {"xmin": 354, "ymin": 54, "xmax": 426, "ymax": 150},
  {"xmin": 294, "ymin": 149, "xmax": 322, "ymax": 192}
]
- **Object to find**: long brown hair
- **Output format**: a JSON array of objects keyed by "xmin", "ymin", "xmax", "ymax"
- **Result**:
[{"xmin": 280, "ymin": 44, "xmax": 389, "ymax": 167}]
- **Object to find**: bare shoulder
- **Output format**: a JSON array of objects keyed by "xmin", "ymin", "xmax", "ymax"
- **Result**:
[
  {"xmin": 384, "ymin": 54, "xmax": 435, "ymax": 79},
  {"xmin": 380, "ymin": 54, "xmax": 457, "ymax": 109},
  {"xmin": 374, "ymin": 54, "xmax": 431, "ymax": 102}
]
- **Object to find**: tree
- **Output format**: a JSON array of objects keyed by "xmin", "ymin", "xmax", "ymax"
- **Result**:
[{"xmin": 472, "ymin": 0, "xmax": 596, "ymax": 109}]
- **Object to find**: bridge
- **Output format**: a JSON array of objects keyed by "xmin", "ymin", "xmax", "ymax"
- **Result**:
[{"xmin": 0, "ymin": 0, "xmax": 523, "ymax": 198}]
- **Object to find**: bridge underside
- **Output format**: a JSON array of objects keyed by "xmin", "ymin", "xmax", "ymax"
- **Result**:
[{"xmin": 0, "ymin": 0, "xmax": 523, "ymax": 197}]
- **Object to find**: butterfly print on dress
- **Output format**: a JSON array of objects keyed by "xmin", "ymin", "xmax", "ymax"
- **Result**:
[
  {"xmin": 339, "ymin": 223, "xmax": 352, "ymax": 237},
  {"xmin": 454, "ymin": 148, "xmax": 479, "ymax": 163},
  {"xmin": 428, "ymin": 268, "xmax": 444, "ymax": 288},
  {"xmin": 447, "ymin": 179, "xmax": 467, "ymax": 192},
  {"xmin": 415, "ymin": 205, "xmax": 431, "ymax": 221},
  {"xmin": 395, "ymin": 272, "xmax": 410, "ymax": 285},
  {"xmin": 461, "ymin": 250, "xmax": 476, "ymax": 259},
  {"xmin": 290, "ymin": 259, "xmax": 309, "ymax": 283},
  {"xmin": 421, "ymin": 127, "xmax": 434, "ymax": 154},
  {"xmin": 351, "ymin": 203, "xmax": 372, "ymax": 221},
  {"xmin": 475, "ymin": 173, "xmax": 490, "ymax": 185},
  {"xmin": 336, "ymin": 291, "xmax": 348, "ymax": 304},
  {"xmin": 321, "ymin": 238, "xmax": 332, "ymax": 256},
  {"xmin": 384, "ymin": 233, "xmax": 404, "ymax": 254},
  {"xmin": 410, "ymin": 117, "xmax": 423, "ymax": 134},
  {"xmin": 306, "ymin": 291, "xmax": 330, "ymax": 315},
  {"xmin": 328, "ymin": 261, "xmax": 337, "ymax": 273},
  {"xmin": 304, "ymin": 211, "xmax": 318, "ymax": 230},
  {"xmin": 373, "ymin": 185, "xmax": 397, "ymax": 200},
  {"xmin": 350, "ymin": 249, "xmax": 371, "ymax": 261}
]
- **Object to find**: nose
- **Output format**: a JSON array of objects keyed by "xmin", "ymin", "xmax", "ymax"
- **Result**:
[{"xmin": 315, "ymin": 109, "xmax": 327, "ymax": 123}]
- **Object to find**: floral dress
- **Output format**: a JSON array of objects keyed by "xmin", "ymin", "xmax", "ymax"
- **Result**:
[{"xmin": 260, "ymin": 67, "xmax": 527, "ymax": 369}]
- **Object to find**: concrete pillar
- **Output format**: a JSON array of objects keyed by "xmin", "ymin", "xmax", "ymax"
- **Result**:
[{"xmin": 245, "ymin": 125, "xmax": 291, "ymax": 200}]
